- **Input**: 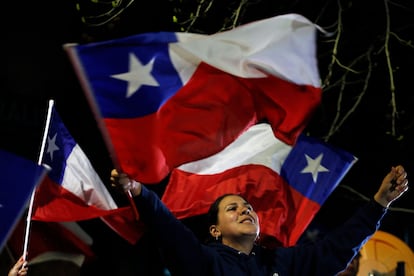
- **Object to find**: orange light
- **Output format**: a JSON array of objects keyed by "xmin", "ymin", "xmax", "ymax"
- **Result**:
[{"xmin": 358, "ymin": 230, "xmax": 414, "ymax": 276}]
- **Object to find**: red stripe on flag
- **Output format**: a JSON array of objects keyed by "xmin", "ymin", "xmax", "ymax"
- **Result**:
[
  {"xmin": 162, "ymin": 164, "xmax": 320, "ymax": 247},
  {"xmin": 32, "ymin": 177, "xmax": 145, "ymax": 245},
  {"xmin": 32, "ymin": 177, "xmax": 125, "ymax": 221}
]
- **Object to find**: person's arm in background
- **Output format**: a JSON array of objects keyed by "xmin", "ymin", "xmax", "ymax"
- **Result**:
[
  {"xmin": 373, "ymin": 165, "xmax": 408, "ymax": 207},
  {"xmin": 274, "ymin": 165, "xmax": 409, "ymax": 276},
  {"xmin": 110, "ymin": 169, "xmax": 210, "ymax": 275}
]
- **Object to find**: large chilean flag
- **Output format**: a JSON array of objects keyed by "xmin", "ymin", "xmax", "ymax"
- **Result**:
[
  {"xmin": 162, "ymin": 123, "xmax": 357, "ymax": 247},
  {"xmin": 65, "ymin": 13, "xmax": 322, "ymax": 184}
]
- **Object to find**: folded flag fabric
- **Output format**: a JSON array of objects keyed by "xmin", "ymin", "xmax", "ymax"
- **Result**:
[
  {"xmin": 0, "ymin": 149, "xmax": 48, "ymax": 251},
  {"xmin": 32, "ymin": 103, "xmax": 143, "ymax": 244},
  {"xmin": 7, "ymin": 219, "xmax": 95, "ymax": 267},
  {"xmin": 162, "ymin": 123, "xmax": 357, "ymax": 247},
  {"xmin": 65, "ymin": 13, "xmax": 322, "ymax": 184}
]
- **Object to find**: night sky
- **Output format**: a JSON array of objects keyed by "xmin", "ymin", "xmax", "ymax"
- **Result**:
[{"xmin": 3, "ymin": 0, "xmax": 414, "ymax": 274}]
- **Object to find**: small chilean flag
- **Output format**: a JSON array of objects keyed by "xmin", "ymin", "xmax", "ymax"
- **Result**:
[{"xmin": 32, "ymin": 103, "xmax": 144, "ymax": 244}]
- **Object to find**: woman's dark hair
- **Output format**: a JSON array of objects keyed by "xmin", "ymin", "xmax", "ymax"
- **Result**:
[{"xmin": 205, "ymin": 193, "xmax": 247, "ymax": 243}]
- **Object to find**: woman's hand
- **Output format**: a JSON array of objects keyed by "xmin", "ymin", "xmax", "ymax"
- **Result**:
[
  {"xmin": 110, "ymin": 169, "xmax": 142, "ymax": 196},
  {"xmin": 374, "ymin": 165, "xmax": 409, "ymax": 208}
]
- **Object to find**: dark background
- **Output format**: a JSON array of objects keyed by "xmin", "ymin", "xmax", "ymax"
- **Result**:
[{"xmin": 3, "ymin": 0, "xmax": 414, "ymax": 274}]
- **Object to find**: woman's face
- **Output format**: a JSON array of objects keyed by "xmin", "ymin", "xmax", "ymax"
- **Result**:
[{"xmin": 215, "ymin": 195, "xmax": 259, "ymax": 240}]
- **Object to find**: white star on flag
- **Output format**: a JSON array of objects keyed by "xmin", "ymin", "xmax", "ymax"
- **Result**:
[
  {"xmin": 46, "ymin": 133, "xmax": 60, "ymax": 161},
  {"xmin": 301, "ymin": 153, "xmax": 329, "ymax": 183},
  {"xmin": 111, "ymin": 53, "xmax": 159, "ymax": 98}
]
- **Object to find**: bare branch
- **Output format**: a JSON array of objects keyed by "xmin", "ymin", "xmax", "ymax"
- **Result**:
[{"xmin": 383, "ymin": 0, "xmax": 398, "ymax": 137}]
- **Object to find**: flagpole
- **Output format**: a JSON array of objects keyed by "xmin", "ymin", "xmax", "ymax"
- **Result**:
[{"xmin": 22, "ymin": 99, "xmax": 54, "ymax": 261}]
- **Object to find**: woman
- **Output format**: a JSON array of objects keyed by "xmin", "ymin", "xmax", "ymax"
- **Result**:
[{"xmin": 111, "ymin": 165, "xmax": 408, "ymax": 275}]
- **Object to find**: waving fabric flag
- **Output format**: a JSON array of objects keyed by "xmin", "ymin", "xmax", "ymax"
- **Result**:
[
  {"xmin": 162, "ymin": 123, "xmax": 357, "ymax": 247},
  {"xmin": 0, "ymin": 149, "xmax": 48, "ymax": 251},
  {"xmin": 32, "ymin": 104, "xmax": 143, "ymax": 244},
  {"xmin": 7, "ymin": 219, "xmax": 95, "ymax": 267},
  {"xmin": 65, "ymin": 13, "xmax": 322, "ymax": 184}
]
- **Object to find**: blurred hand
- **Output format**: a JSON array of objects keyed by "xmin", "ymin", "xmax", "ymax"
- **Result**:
[
  {"xmin": 374, "ymin": 165, "xmax": 409, "ymax": 208},
  {"xmin": 8, "ymin": 256, "xmax": 28, "ymax": 276},
  {"xmin": 110, "ymin": 169, "xmax": 142, "ymax": 196}
]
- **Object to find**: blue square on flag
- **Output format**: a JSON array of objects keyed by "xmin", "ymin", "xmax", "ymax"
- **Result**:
[{"xmin": 0, "ymin": 149, "xmax": 48, "ymax": 251}]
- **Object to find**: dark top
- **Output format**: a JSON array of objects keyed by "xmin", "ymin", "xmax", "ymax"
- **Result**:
[{"xmin": 135, "ymin": 185, "xmax": 387, "ymax": 276}]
